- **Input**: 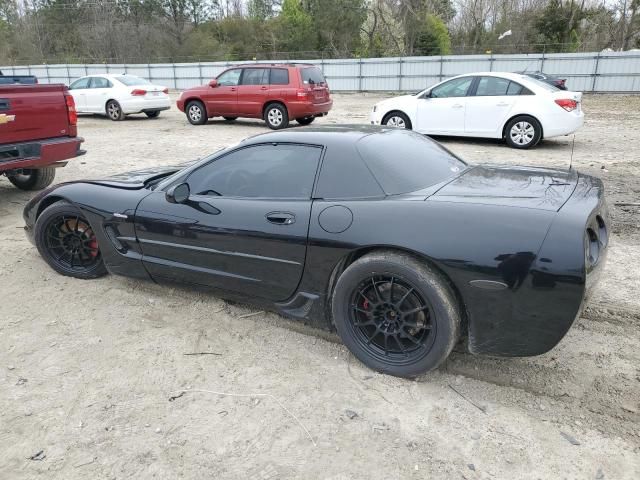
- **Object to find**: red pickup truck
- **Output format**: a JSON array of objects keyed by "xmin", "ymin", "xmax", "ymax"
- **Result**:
[{"xmin": 0, "ymin": 84, "xmax": 84, "ymax": 190}]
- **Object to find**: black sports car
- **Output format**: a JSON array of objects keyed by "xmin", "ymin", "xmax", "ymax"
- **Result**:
[
  {"xmin": 516, "ymin": 71, "xmax": 568, "ymax": 90},
  {"xmin": 23, "ymin": 126, "xmax": 608, "ymax": 377}
]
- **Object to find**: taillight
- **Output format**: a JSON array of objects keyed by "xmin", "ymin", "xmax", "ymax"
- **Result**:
[
  {"xmin": 296, "ymin": 89, "xmax": 309, "ymax": 98},
  {"xmin": 65, "ymin": 94, "xmax": 77, "ymax": 126},
  {"xmin": 131, "ymin": 89, "xmax": 147, "ymax": 96},
  {"xmin": 555, "ymin": 99, "xmax": 577, "ymax": 112},
  {"xmin": 162, "ymin": 88, "xmax": 169, "ymax": 94}
]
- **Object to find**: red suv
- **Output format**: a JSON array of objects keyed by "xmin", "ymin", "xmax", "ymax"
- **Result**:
[{"xmin": 177, "ymin": 63, "xmax": 332, "ymax": 129}]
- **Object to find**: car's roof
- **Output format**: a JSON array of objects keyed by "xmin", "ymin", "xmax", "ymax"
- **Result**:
[
  {"xmin": 225, "ymin": 63, "xmax": 319, "ymax": 69},
  {"xmin": 453, "ymin": 71, "xmax": 530, "ymax": 82},
  {"xmin": 79, "ymin": 73, "xmax": 145, "ymax": 79},
  {"xmin": 241, "ymin": 125, "xmax": 403, "ymax": 147}
]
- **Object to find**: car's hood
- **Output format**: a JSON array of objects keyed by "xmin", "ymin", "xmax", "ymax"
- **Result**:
[
  {"xmin": 431, "ymin": 165, "xmax": 578, "ymax": 211},
  {"xmin": 376, "ymin": 94, "xmax": 415, "ymax": 107},
  {"xmin": 87, "ymin": 165, "xmax": 187, "ymax": 189}
]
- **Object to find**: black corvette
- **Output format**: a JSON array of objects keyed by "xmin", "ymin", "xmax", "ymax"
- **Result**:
[{"xmin": 23, "ymin": 126, "xmax": 608, "ymax": 377}]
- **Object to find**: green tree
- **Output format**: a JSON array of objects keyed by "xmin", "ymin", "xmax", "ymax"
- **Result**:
[{"xmin": 414, "ymin": 14, "xmax": 451, "ymax": 55}]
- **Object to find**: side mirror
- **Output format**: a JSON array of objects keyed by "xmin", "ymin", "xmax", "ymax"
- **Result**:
[
  {"xmin": 421, "ymin": 90, "xmax": 432, "ymax": 99},
  {"xmin": 208, "ymin": 79, "xmax": 218, "ymax": 88},
  {"xmin": 166, "ymin": 182, "xmax": 190, "ymax": 204}
]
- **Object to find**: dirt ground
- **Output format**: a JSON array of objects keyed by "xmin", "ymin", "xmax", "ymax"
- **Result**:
[{"xmin": 1, "ymin": 93, "xmax": 639, "ymax": 480}]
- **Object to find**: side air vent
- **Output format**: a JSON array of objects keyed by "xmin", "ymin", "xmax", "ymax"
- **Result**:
[
  {"xmin": 596, "ymin": 215, "xmax": 608, "ymax": 247},
  {"xmin": 585, "ymin": 227, "xmax": 600, "ymax": 266}
]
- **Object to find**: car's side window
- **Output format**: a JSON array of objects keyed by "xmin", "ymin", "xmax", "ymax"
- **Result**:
[
  {"xmin": 217, "ymin": 69, "xmax": 241, "ymax": 86},
  {"xmin": 187, "ymin": 144, "xmax": 322, "ymax": 199},
  {"xmin": 270, "ymin": 68, "xmax": 289, "ymax": 85},
  {"xmin": 90, "ymin": 77, "xmax": 112, "ymax": 89},
  {"xmin": 475, "ymin": 76, "xmax": 510, "ymax": 96},
  {"xmin": 241, "ymin": 68, "xmax": 268, "ymax": 85},
  {"xmin": 70, "ymin": 77, "xmax": 90, "ymax": 90},
  {"xmin": 430, "ymin": 77, "xmax": 474, "ymax": 98}
]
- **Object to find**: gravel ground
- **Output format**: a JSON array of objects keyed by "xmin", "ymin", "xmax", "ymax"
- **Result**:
[{"xmin": 1, "ymin": 93, "xmax": 639, "ymax": 479}]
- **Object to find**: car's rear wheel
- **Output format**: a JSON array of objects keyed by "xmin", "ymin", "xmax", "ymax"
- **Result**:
[
  {"xmin": 223, "ymin": 116, "xmax": 238, "ymax": 122},
  {"xmin": 296, "ymin": 116, "xmax": 315, "ymax": 125},
  {"xmin": 505, "ymin": 115, "xmax": 542, "ymax": 149},
  {"xmin": 331, "ymin": 251, "xmax": 460, "ymax": 378},
  {"xmin": 186, "ymin": 100, "xmax": 207, "ymax": 125},
  {"xmin": 264, "ymin": 103, "xmax": 289, "ymax": 130},
  {"xmin": 145, "ymin": 111, "xmax": 161, "ymax": 118},
  {"xmin": 34, "ymin": 201, "xmax": 107, "ymax": 279},
  {"xmin": 382, "ymin": 111, "xmax": 412, "ymax": 129},
  {"xmin": 7, "ymin": 167, "xmax": 56, "ymax": 190},
  {"xmin": 106, "ymin": 100, "xmax": 125, "ymax": 121}
]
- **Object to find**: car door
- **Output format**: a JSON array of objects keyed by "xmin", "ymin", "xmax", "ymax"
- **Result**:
[
  {"xmin": 68, "ymin": 77, "xmax": 91, "ymax": 111},
  {"xmin": 86, "ymin": 76, "xmax": 113, "ymax": 113},
  {"xmin": 134, "ymin": 143, "xmax": 323, "ymax": 301},
  {"xmin": 205, "ymin": 68, "xmax": 241, "ymax": 116},
  {"xmin": 463, "ymin": 76, "xmax": 519, "ymax": 137},
  {"xmin": 415, "ymin": 76, "xmax": 474, "ymax": 135},
  {"xmin": 236, "ymin": 68, "xmax": 269, "ymax": 117}
]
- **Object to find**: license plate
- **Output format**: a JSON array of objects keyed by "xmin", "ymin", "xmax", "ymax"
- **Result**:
[{"xmin": 150, "ymin": 91, "xmax": 160, "ymax": 96}]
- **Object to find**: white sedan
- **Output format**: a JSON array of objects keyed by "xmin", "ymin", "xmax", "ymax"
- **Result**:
[
  {"xmin": 68, "ymin": 74, "xmax": 171, "ymax": 121},
  {"xmin": 370, "ymin": 72, "xmax": 584, "ymax": 148}
]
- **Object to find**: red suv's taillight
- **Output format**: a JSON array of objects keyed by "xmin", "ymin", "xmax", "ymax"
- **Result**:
[
  {"xmin": 555, "ymin": 99, "xmax": 577, "ymax": 112},
  {"xmin": 162, "ymin": 88, "xmax": 169, "ymax": 94},
  {"xmin": 131, "ymin": 89, "xmax": 147, "ymax": 96},
  {"xmin": 65, "ymin": 93, "xmax": 77, "ymax": 126},
  {"xmin": 296, "ymin": 88, "xmax": 309, "ymax": 99}
]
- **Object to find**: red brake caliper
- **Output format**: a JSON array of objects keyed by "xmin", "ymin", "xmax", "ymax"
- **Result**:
[{"xmin": 86, "ymin": 229, "xmax": 99, "ymax": 257}]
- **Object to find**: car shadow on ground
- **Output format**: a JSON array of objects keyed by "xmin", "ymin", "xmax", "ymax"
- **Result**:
[{"xmin": 427, "ymin": 134, "xmax": 574, "ymax": 151}]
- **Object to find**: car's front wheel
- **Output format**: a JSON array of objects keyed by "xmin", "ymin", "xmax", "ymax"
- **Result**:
[
  {"xmin": 186, "ymin": 100, "xmax": 207, "ymax": 125},
  {"xmin": 7, "ymin": 167, "xmax": 56, "ymax": 190},
  {"xmin": 331, "ymin": 251, "xmax": 461, "ymax": 378},
  {"xmin": 382, "ymin": 111, "xmax": 412, "ymax": 129},
  {"xmin": 264, "ymin": 103, "xmax": 289, "ymax": 130},
  {"xmin": 34, "ymin": 201, "xmax": 108, "ymax": 279},
  {"xmin": 505, "ymin": 115, "xmax": 542, "ymax": 149},
  {"xmin": 106, "ymin": 100, "xmax": 125, "ymax": 121}
]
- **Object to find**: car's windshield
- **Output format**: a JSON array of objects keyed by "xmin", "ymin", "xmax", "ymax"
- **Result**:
[
  {"xmin": 154, "ymin": 146, "xmax": 233, "ymax": 190},
  {"xmin": 356, "ymin": 130, "xmax": 467, "ymax": 195},
  {"xmin": 116, "ymin": 75, "xmax": 151, "ymax": 86}
]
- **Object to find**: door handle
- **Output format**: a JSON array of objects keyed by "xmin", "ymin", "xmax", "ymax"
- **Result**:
[
  {"xmin": 231, "ymin": 87, "xmax": 237, "ymax": 92},
  {"xmin": 0, "ymin": 98, "xmax": 10, "ymax": 111},
  {"xmin": 452, "ymin": 104, "xmax": 463, "ymax": 109},
  {"xmin": 266, "ymin": 212, "xmax": 295, "ymax": 225},
  {"xmin": 260, "ymin": 86, "xmax": 268, "ymax": 90}
]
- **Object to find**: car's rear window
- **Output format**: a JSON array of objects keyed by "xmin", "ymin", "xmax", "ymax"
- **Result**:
[
  {"xmin": 116, "ymin": 75, "xmax": 151, "ymax": 86},
  {"xmin": 301, "ymin": 67, "xmax": 325, "ymax": 85},
  {"xmin": 356, "ymin": 130, "xmax": 467, "ymax": 195},
  {"xmin": 270, "ymin": 68, "xmax": 289, "ymax": 85}
]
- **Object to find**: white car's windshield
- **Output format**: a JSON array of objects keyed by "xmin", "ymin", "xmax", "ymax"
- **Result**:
[{"xmin": 116, "ymin": 75, "xmax": 151, "ymax": 86}]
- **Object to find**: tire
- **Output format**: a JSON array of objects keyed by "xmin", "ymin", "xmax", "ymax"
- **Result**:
[
  {"xmin": 34, "ymin": 201, "xmax": 108, "ymax": 279},
  {"xmin": 296, "ymin": 116, "xmax": 315, "ymax": 126},
  {"xmin": 382, "ymin": 111, "xmax": 412, "ymax": 129},
  {"xmin": 331, "ymin": 251, "xmax": 461, "ymax": 378},
  {"xmin": 223, "ymin": 116, "xmax": 238, "ymax": 122},
  {"xmin": 264, "ymin": 103, "xmax": 289, "ymax": 130},
  {"xmin": 504, "ymin": 115, "xmax": 542, "ymax": 149},
  {"xmin": 7, "ymin": 167, "xmax": 56, "ymax": 191},
  {"xmin": 106, "ymin": 100, "xmax": 125, "ymax": 121},
  {"xmin": 145, "ymin": 111, "xmax": 161, "ymax": 118},
  {"xmin": 186, "ymin": 100, "xmax": 207, "ymax": 125}
]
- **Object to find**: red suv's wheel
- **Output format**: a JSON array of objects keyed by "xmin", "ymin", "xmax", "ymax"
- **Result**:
[
  {"xmin": 264, "ymin": 103, "xmax": 289, "ymax": 130},
  {"xmin": 186, "ymin": 100, "xmax": 207, "ymax": 125}
]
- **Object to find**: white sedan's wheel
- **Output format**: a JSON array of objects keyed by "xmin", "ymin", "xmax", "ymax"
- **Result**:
[
  {"xmin": 505, "ymin": 115, "xmax": 542, "ymax": 149},
  {"xmin": 382, "ymin": 112, "xmax": 412, "ymax": 130}
]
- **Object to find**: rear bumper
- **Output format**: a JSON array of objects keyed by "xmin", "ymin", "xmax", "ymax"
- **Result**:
[
  {"xmin": 287, "ymin": 99, "xmax": 333, "ymax": 118},
  {"xmin": 543, "ymin": 109, "xmax": 584, "ymax": 138},
  {"xmin": 121, "ymin": 97, "xmax": 171, "ymax": 114},
  {"xmin": 0, "ymin": 136, "xmax": 84, "ymax": 171}
]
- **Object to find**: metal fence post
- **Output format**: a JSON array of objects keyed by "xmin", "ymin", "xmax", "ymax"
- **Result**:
[
  {"xmin": 66, "ymin": 64, "xmax": 71, "ymax": 84},
  {"xmin": 489, "ymin": 52, "xmax": 494, "ymax": 72},
  {"xmin": 84, "ymin": 64, "xmax": 88, "ymax": 76},
  {"xmin": 398, "ymin": 57, "xmax": 403, "ymax": 91},
  {"xmin": 172, "ymin": 62, "xmax": 177, "ymax": 89},
  {"xmin": 540, "ymin": 51, "xmax": 546, "ymax": 72},
  {"xmin": 358, "ymin": 57, "xmax": 363, "ymax": 92},
  {"xmin": 45, "ymin": 64, "xmax": 49, "ymax": 83},
  {"xmin": 198, "ymin": 62, "xmax": 203, "ymax": 84},
  {"xmin": 147, "ymin": 63, "xmax": 151, "ymax": 81},
  {"xmin": 439, "ymin": 56, "xmax": 444, "ymax": 82},
  {"xmin": 592, "ymin": 52, "xmax": 600, "ymax": 92}
]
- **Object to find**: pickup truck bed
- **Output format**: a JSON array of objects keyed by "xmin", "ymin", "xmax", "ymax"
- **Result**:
[
  {"xmin": 1, "ymin": 84, "xmax": 84, "ymax": 190},
  {"xmin": 0, "ymin": 70, "xmax": 38, "ymax": 85}
]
